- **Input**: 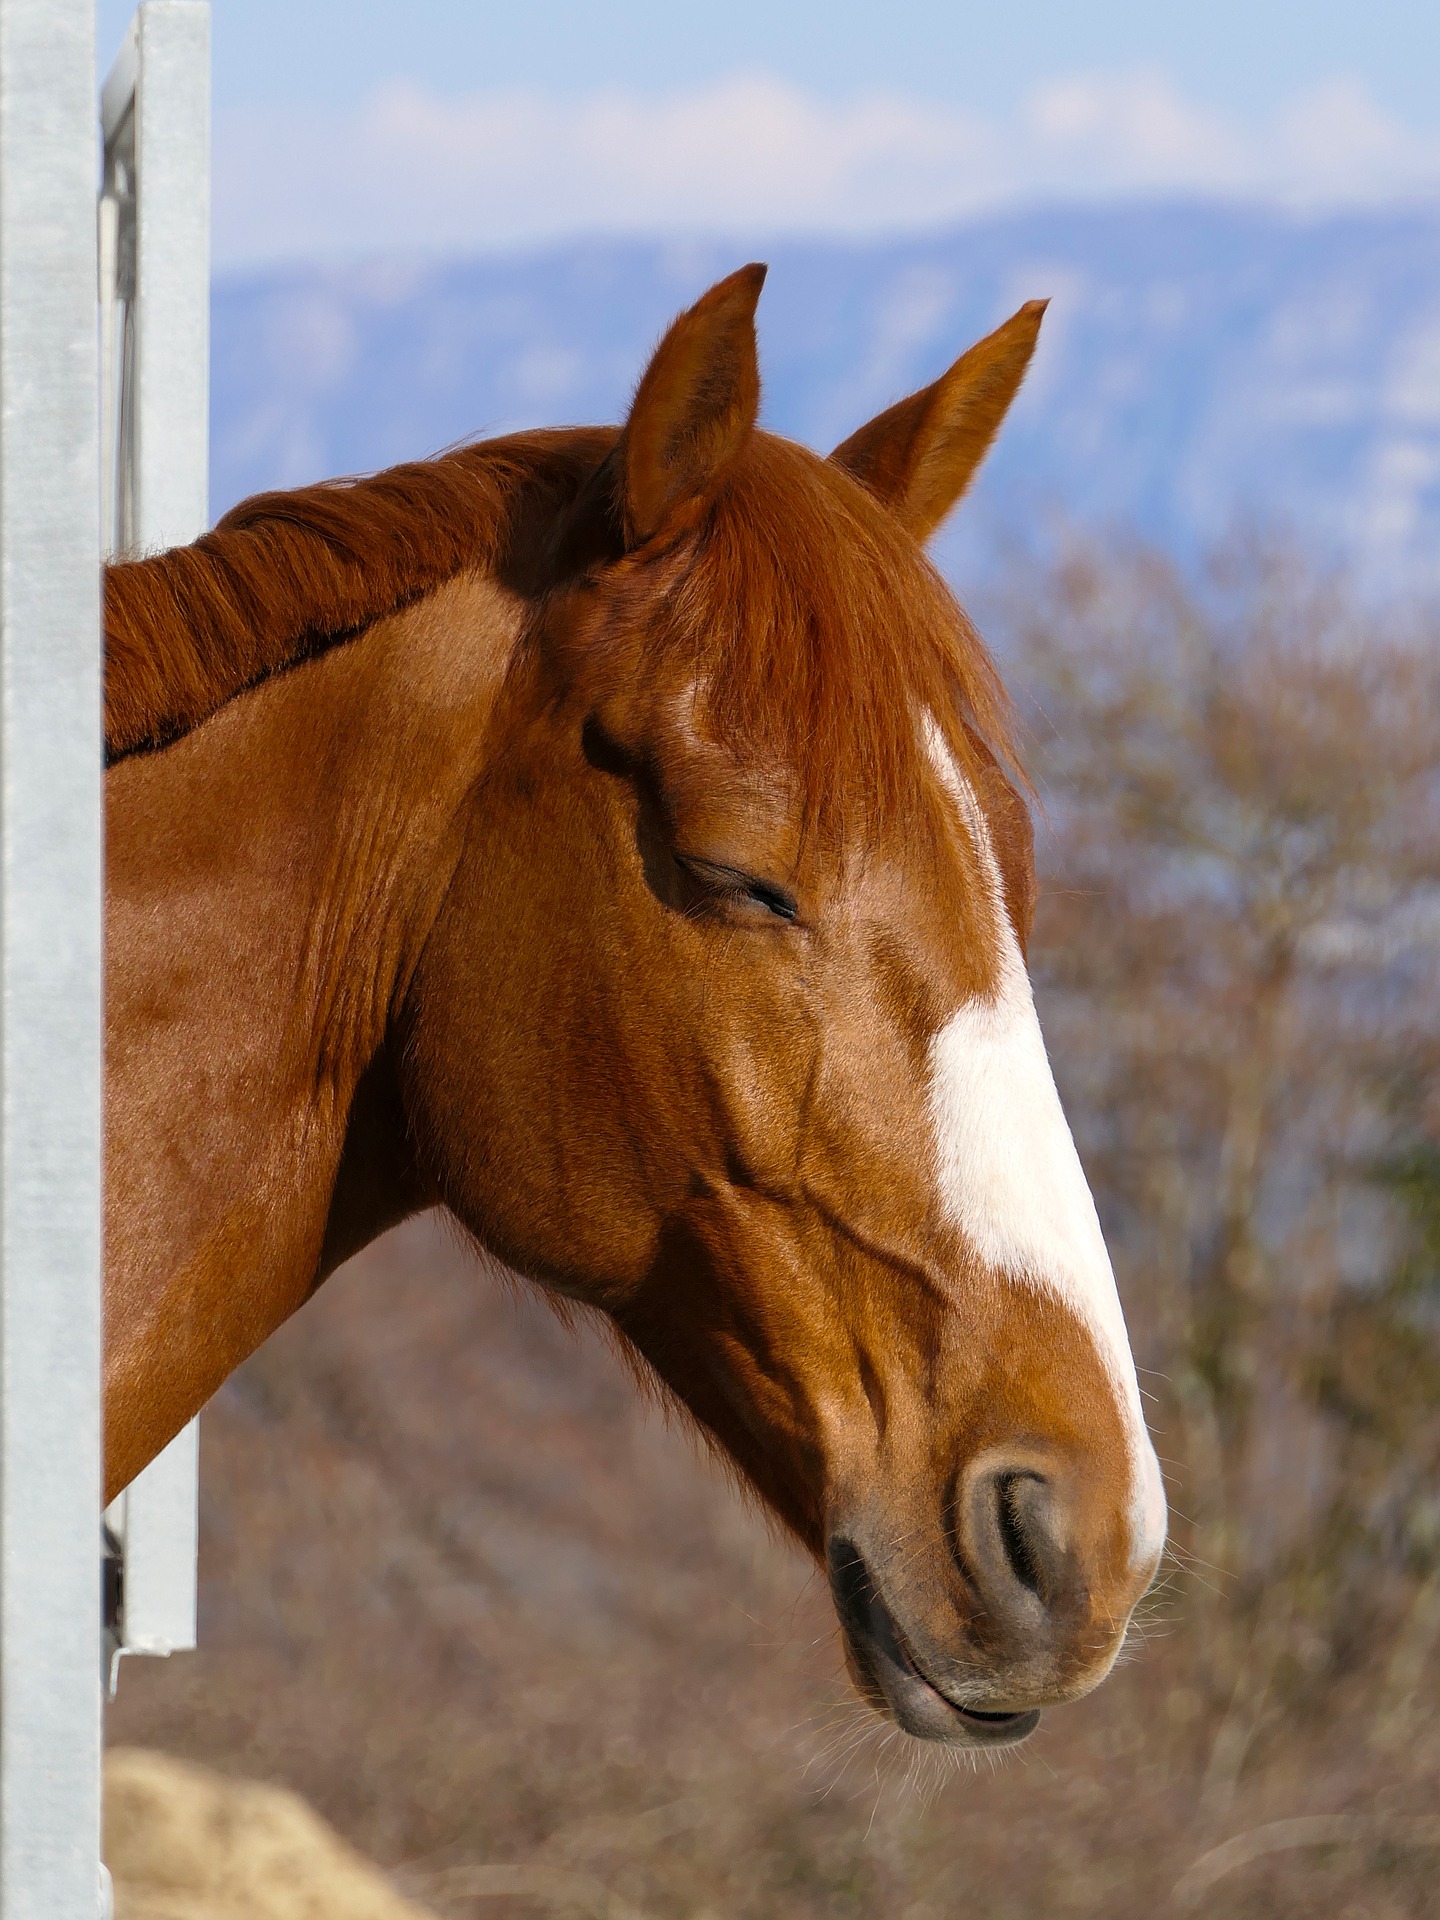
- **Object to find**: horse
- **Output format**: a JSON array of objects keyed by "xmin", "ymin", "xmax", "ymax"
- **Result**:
[{"xmin": 103, "ymin": 265, "xmax": 1165, "ymax": 1749}]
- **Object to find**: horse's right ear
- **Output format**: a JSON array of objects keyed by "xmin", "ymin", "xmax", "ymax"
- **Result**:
[
  {"xmin": 616, "ymin": 263, "xmax": 767, "ymax": 548},
  {"xmin": 830, "ymin": 300, "xmax": 1046, "ymax": 543}
]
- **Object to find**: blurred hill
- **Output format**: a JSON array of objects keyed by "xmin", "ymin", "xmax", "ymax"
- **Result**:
[{"xmin": 212, "ymin": 203, "xmax": 1440, "ymax": 594}]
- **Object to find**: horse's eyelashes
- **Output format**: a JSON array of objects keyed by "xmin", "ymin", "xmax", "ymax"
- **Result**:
[
  {"xmin": 748, "ymin": 879, "xmax": 799, "ymax": 922},
  {"xmin": 674, "ymin": 855, "xmax": 798, "ymax": 925}
]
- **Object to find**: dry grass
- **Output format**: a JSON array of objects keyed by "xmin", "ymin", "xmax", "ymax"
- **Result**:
[{"xmin": 105, "ymin": 1747, "xmax": 436, "ymax": 1920}]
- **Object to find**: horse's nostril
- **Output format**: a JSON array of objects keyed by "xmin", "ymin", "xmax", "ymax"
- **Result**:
[
  {"xmin": 996, "ymin": 1474, "xmax": 1046, "ymax": 1598},
  {"xmin": 961, "ymin": 1463, "xmax": 1069, "ymax": 1626}
]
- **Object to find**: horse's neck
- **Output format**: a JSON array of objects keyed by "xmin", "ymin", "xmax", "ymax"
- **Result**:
[{"xmin": 104, "ymin": 570, "xmax": 525, "ymax": 1496}]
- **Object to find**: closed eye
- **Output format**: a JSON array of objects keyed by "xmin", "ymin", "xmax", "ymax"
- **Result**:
[{"xmin": 674, "ymin": 854, "xmax": 799, "ymax": 923}]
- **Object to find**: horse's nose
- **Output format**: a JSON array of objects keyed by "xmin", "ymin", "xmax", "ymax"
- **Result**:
[{"xmin": 955, "ymin": 1460, "xmax": 1078, "ymax": 1643}]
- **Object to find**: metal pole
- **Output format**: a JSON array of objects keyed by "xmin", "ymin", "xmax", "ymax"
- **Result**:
[
  {"xmin": 0, "ymin": 1, "xmax": 105, "ymax": 1916},
  {"xmin": 101, "ymin": 0, "xmax": 209, "ymax": 1674},
  {"xmin": 124, "ymin": 3, "xmax": 210, "ymax": 558}
]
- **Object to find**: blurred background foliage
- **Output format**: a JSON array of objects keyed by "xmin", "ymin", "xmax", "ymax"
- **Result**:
[{"xmin": 110, "ymin": 538, "xmax": 1440, "ymax": 1918}]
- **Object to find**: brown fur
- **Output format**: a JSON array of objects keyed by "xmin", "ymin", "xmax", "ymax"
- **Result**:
[
  {"xmin": 833, "ymin": 300, "xmax": 1048, "ymax": 542},
  {"xmin": 104, "ymin": 430, "xmax": 614, "ymax": 760},
  {"xmin": 105, "ymin": 269, "xmax": 1156, "ymax": 1742},
  {"xmin": 104, "ymin": 434, "xmax": 1023, "ymax": 842}
]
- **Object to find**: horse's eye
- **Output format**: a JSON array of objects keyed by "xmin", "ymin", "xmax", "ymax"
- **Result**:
[
  {"xmin": 744, "ymin": 878, "xmax": 798, "ymax": 922},
  {"xmin": 675, "ymin": 855, "xmax": 798, "ymax": 925}
]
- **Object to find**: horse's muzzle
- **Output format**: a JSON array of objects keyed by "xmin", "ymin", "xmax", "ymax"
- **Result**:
[{"xmin": 826, "ymin": 1536, "xmax": 1041, "ymax": 1748}]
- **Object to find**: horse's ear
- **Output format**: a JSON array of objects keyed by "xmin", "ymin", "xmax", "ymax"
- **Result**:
[
  {"xmin": 830, "ymin": 300, "xmax": 1046, "ymax": 543},
  {"xmin": 618, "ymin": 262, "xmax": 767, "ymax": 547}
]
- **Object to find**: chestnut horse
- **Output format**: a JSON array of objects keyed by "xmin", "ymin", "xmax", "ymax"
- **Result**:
[{"xmin": 104, "ymin": 266, "xmax": 1164, "ymax": 1749}]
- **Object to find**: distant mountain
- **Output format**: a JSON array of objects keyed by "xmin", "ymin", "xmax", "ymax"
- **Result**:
[{"xmin": 212, "ymin": 204, "xmax": 1440, "ymax": 595}]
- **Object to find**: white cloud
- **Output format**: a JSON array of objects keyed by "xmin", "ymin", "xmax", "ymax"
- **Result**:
[
  {"xmin": 214, "ymin": 68, "xmax": 1440, "ymax": 268},
  {"xmin": 1273, "ymin": 79, "xmax": 1440, "ymax": 201},
  {"xmin": 1025, "ymin": 69, "xmax": 1249, "ymax": 190}
]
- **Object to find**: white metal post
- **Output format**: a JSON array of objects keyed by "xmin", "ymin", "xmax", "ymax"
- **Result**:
[
  {"xmin": 100, "ymin": 1, "xmax": 209, "ymax": 1674},
  {"xmin": 0, "ymin": 1, "xmax": 105, "ymax": 1916}
]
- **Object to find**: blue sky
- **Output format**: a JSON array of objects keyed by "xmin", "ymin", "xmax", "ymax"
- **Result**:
[
  {"xmin": 97, "ymin": 1, "xmax": 1440, "ymax": 264},
  {"xmin": 99, "ymin": 1, "xmax": 1440, "ymax": 123}
]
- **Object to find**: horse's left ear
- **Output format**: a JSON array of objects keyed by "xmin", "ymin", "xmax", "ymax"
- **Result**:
[
  {"xmin": 618, "ymin": 262, "xmax": 767, "ymax": 548},
  {"xmin": 830, "ymin": 300, "xmax": 1046, "ymax": 543}
]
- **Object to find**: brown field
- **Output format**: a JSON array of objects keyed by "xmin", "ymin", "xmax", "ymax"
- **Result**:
[{"xmin": 109, "ymin": 544, "xmax": 1440, "ymax": 1918}]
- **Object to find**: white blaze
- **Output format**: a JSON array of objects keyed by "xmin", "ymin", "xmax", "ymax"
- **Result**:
[{"xmin": 924, "ymin": 724, "xmax": 1166, "ymax": 1565}]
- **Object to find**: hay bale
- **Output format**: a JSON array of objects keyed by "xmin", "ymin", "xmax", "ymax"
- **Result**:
[{"xmin": 104, "ymin": 1748, "xmax": 436, "ymax": 1920}]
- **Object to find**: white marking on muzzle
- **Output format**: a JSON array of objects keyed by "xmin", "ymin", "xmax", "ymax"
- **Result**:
[{"xmin": 924, "ymin": 723, "xmax": 1166, "ymax": 1569}]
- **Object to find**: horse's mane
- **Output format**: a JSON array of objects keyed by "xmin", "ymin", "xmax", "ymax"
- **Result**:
[
  {"xmin": 105, "ymin": 426, "xmax": 1023, "ymax": 824},
  {"xmin": 104, "ymin": 428, "xmax": 615, "ymax": 760},
  {"xmin": 594, "ymin": 433, "xmax": 1025, "ymax": 832}
]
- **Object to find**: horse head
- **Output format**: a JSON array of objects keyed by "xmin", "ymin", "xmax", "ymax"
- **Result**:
[{"xmin": 400, "ymin": 267, "xmax": 1166, "ymax": 1747}]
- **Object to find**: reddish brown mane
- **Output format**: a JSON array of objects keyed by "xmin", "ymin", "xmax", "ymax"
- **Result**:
[
  {"xmin": 104, "ymin": 423, "xmax": 1022, "ymax": 822},
  {"xmin": 103, "ymin": 428, "xmax": 616, "ymax": 759},
  {"xmin": 585, "ymin": 433, "xmax": 1023, "ymax": 833}
]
